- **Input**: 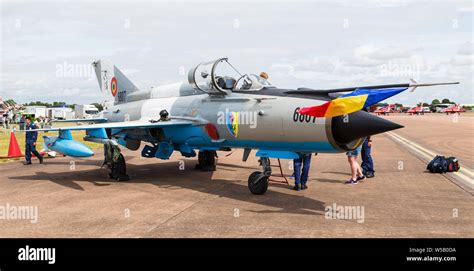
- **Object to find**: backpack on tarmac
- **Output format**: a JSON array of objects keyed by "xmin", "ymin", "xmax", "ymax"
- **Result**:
[
  {"xmin": 427, "ymin": 155, "xmax": 447, "ymax": 173},
  {"xmin": 427, "ymin": 155, "xmax": 460, "ymax": 173},
  {"xmin": 446, "ymin": 157, "xmax": 460, "ymax": 172}
]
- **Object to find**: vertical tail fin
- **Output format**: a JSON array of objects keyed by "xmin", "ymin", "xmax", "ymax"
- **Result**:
[{"xmin": 92, "ymin": 60, "xmax": 140, "ymax": 108}]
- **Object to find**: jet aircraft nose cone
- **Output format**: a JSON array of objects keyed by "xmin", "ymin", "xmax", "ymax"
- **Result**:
[{"xmin": 331, "ymin": 110, "xmax": 403, "ymax": 144}]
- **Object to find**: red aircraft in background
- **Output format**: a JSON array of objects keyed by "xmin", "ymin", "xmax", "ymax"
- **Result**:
[
  {"xmin": 442, "ymin": 104, "xmax": 465, "ymax": 114},
  {"xmin": 407, "ymin": 105, "xmax": 425, "ymax": 115},
  {"xmin": 374, "ymin": 104, "xmax": 396, "ymax": 115}
]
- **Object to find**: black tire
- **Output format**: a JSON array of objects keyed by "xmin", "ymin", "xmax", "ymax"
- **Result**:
[
  {"xmin": 197, "ymin": 151, "xmax": 205, "ymax": 166},
  {"xmin": 248, "ymin": 171, "xmax": 269, "ymax": 195},
  {"xmin": 196, "ymin": 151, "xmax": 217, "ymax": 171},
  {"xmin": 204, "ymin": 151, "xmax": 216, "ymax": 167}
]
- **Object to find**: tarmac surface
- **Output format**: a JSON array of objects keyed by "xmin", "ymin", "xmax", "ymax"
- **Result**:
[
  {"xmin": 387, "ymin": 114, "xmax": 474, "ymax": 169},
  {"xmin": 0, "ymin": 114, "xmax": 473, "ymax": 237}
]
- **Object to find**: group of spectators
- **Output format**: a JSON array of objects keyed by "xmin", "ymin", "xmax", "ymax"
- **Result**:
[
  {"xmin": 0, "ymin": 110, "xmax": 15, "ymax": 129},
  {"xmin": 0, "ymin": 111, "xmax": 50, "ymax": 131},
  {"xmin": 291, "ymin": 137, "xmax": 376, "ymax": 191}
]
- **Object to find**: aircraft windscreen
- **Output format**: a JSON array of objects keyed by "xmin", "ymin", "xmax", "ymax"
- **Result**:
[
  {"xmin": 188, "ymin": 58, "xmax": 273, "ymax": 94},
  {"xmin": 214, "ymin": 60, "xmax": 240, "ymax": 91},
  {"xmin": 189, "ymin": 60, "xmax": 215, "ymax": 93}
]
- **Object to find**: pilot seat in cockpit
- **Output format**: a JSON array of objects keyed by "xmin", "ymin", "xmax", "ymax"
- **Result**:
[{"xmin": 216, "ymin": 76, "xmax": 237, "ymax": 90}]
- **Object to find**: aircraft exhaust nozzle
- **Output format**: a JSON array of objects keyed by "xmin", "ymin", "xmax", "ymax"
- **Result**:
[{"xmin": 331, "ymin": 110, "xmax": 403, "ymax": 145}]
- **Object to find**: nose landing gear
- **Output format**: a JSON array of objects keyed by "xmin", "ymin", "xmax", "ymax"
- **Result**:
[
  {"xmin": 248, "ymin": 157, "xmax": 271, "ymax": 195},
  {"xmin": 195, "ymin": 150, "xmax": 271, "ymax": 195}
]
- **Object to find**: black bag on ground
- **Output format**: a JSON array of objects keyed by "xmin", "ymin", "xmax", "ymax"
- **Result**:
[
  {"xmin": 446, "ymin": 157, "xmax": 460, "ymax": 172},
  {"xmin": 427, "ymin": 155, "xmax": 447, "ymax": 173},
  {"xmin": 427, "ymin": 155, "xmax": 460, "ymax": 173}
]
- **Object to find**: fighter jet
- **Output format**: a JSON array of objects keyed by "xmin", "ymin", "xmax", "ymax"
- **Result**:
[
  {"xmin": 31, "ymin": 58, "xmax": 459, "ymax": 194},
  {"xmin": 442, "ymin": 104, "xmax": 465, "ymax": 115},
  {"xmin": 374, "ymin": 104, "xmax": 396, "ymax": 115},
  {"xmin": 407, "ymin": 105, "xmax": 428, "ymax": 115}
]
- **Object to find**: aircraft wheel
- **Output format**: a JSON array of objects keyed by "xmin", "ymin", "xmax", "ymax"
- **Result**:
[
  {"xmin": 195, "ymin": 150, "xmax": 217, "ymax": 171},
  {"xmin": 248, "ymin": 171, "xmax": 269, "ymax": 195}
]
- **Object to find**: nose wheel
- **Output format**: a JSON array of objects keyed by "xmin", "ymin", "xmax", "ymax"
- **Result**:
[
  {"xmin": 248, "ymin": 171, "xmax": 269, "ymax": 195},
  {"xmin": 248, "ymin": 157, "xmax": 271, "ymax": 195}
]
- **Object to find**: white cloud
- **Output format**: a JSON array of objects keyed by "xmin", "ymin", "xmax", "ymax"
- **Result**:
[
  {"xmin": 0, "ymin": 0, "xmax": 472, "ymax": 105},
  {"xmin": 457, "ymin": 6, "xmax": 474, "ymax": 13},
  {"xmin": 450, "ymin": 55, "xmax": 474, "ymax": 66},
  {"xmin": 457, "ymin": 41, "xmax": 473, "ymax": 55}
]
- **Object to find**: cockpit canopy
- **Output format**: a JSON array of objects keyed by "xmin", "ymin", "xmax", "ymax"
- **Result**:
[{"xmin": 187, "ymin": 58, "xmax": 273, "ymax": 94}]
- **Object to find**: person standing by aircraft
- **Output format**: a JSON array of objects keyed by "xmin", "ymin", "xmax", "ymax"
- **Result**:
[
  {"xmin": 345, "ymin": 146, "xmax": 365, "ymax": 185},
  {"xmin": 293, "ymin": 153, "xmax": 312, "ymax": 191},
  {"xmin": 361, "ymin": 136, "xmax": 374, "ymax": 178},
  {"xmin": 359, "ymin": 107, "xmax": 374, "ymax": 178},
  {"xmin": 259, "ymin": 72, "xmax": 271, "ymax": 85},
  {"xmin": 7, "ymin": 110, "xmax": 13, "ymax": 129},
  {"xmin": 19, "ymin": 115, "xmax": 25, "ymax": 130},
  {"xmin": 24, "ymin": 117, "xmax": 43, "ymax": 165},
  {"xmin": 3, "ymin": 111, "xmax": 10, "ymax": 129}
]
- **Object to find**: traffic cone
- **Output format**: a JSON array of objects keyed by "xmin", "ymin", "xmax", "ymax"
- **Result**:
[{"xmin": 1, "ymin": 131, "xmax": 23, "ymax": 158}]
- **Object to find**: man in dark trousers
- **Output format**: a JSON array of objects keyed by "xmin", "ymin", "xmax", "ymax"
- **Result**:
[
  {"xmin": 24, "ymin": 117, "xmax": 43, "ymax": 165},
  {"xmin": 293, "ymin": 153, "xmax": 313, "ymax": 191},
  {"xmin": 19, "ymin": 115, "xmax": 25, "ymax": 130},
  {"xmin": 360, "ymin": 107, "xmax": 374, "ymax": 178},
  {"xmin": 361, "ymin": 136, "xmax": 374, "ymax": 178}
]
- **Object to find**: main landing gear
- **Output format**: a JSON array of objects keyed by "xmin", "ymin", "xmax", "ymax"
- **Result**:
[
  {"xmin": 195, "ymin": 150, "xmax": 217, "ymax": 171},
  {"xmin": 248, "ymin": 157, "xmax": 271, "ymax": 195},
  {"xmin": 108, "ymin": 153, "xmax": 130, "ymax": 181},
  {"xmin": 103, "ymin": 141, "xmax": 130, "ymax": 181}
]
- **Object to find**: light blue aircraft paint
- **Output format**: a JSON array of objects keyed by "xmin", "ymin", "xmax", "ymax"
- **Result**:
[{"xmin": 43, "ymin": 136, "xmax": 94, "ymax": 157}]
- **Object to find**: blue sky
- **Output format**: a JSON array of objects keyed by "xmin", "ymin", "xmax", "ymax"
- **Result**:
[{"xmin": 1, "ymin": 0, "xmax": 472, "ymax": 106}]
